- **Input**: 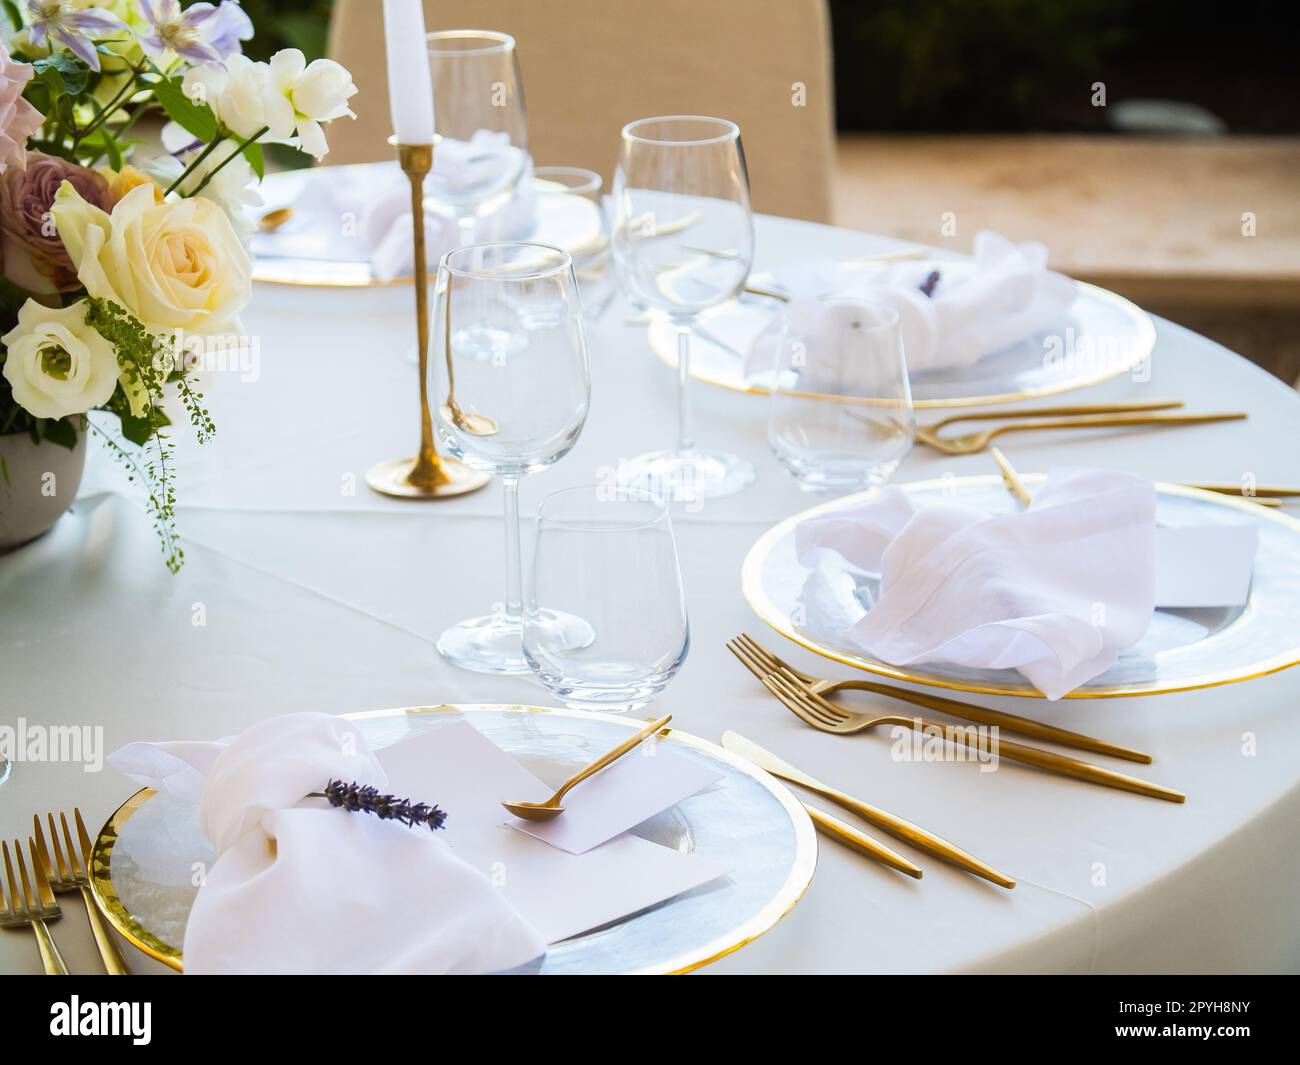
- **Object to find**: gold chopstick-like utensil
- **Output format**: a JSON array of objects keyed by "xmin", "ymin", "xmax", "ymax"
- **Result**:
[
  {"xmin": 722, "ymin": 731, "xmax": 1014, "ymax": 888},
  {"xmin": 803, "ymin": 803, "xmax": 923, "ymax": 879},
  {"xmin": 503, "ymin": 714, "xmax": 672, "ymax": 821},
  {"xmin": 762, "ymin": 671, "xmax": 1185, "ymax": 803},
  {"xmin": 991, "ymin": 446, "xmax": 1033, "ymax": 506},
  {"xmin": 917, "ymin": 409, "xmax": 1246, "ymax": 456},
  {"xmin": 33, "ymin": 811, "xmax": 130, "ymax": 975},
  {"xmin": 727, "ymin": 633, "xmax": 1152, "ymax": 763},
  {"xmin": 1, "ymin": 838, "xmax": 68, "ymax": 975}
]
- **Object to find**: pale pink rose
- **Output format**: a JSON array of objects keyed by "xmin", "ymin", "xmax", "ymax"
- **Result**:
[{"xmin": 0, "ymin": 41, "xmax": 44, "ymax": 175}]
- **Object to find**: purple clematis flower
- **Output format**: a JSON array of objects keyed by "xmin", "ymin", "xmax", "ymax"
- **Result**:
[
  {"xmin": 138, "ymin": 0, "xmax": 254, "ymax": 65},
  {"xmin": 24, "ymin": 1, "xmax": 129, "ymax": 72}
]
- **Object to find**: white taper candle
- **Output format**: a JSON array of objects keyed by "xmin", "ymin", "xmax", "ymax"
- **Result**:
[{"xmin": 382, "ymin": 0, "xmax": 436, "ymax": 144}]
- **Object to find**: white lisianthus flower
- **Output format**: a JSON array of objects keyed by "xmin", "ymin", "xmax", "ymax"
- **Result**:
[
  {"xmin": 1, "ymin": 299, "xmax": 119, "ymax": 420},
  {"xmin": 266, "ymin": 49, "xmax": 357, "ymax": 159},
  {"xmin": 183, "ymin": 53, "xmax": 272, "ymax": 139},
  {"xmin": 51, "ymin": 180, "xmax": 252, "ymax": 337}
]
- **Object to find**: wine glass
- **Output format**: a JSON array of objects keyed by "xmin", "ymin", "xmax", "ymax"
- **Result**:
[
  {"xmin": 611, "ymin": 116, "xmax": 756, "ymax": 503},
  {"xmin": 524, "ymin": 484, "xmax": 689, "ymax": 712},
  {"xmin": 533, "ymin": 166, "xmax": 614, "ymax": 318},
  {"xmin": 768, "ymin": 299, "xmax": 915, "ymax": 491},
  {"xmin": 426, "ymin": 30, "xmax": 529, "ymax": 249},
  {"xmin": 433, "ymin": 242, "xmax": 591, "ymax": 674}
]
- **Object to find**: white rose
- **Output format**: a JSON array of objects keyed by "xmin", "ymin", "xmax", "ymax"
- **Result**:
[
  {"xmin": 268, "ymin": 49, "xmax": 357, "ymax": 159},
  {"xmin": 184, "ymin": 54, "xmax": 273, "ymax": 140},
  {"xmin": 1, "ymin": 299, "xmax": 119, "ymax": 420},
  {"xmin": 52, "ymin": 181, "xmax": 251, "ymax": 337}
]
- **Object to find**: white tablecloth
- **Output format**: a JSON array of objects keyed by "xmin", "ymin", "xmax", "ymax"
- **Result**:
[{"xmin": 3, "ymin": 215, "xmax": 1299, "ymax": 975}]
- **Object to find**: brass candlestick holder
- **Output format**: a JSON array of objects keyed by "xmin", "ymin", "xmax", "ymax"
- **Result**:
[{"xmin": 367, "ymin": 140, "xmax": 490, "ymax": 499}]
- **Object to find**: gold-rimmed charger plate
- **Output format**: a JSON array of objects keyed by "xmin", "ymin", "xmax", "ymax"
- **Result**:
[
  {"xmin": 742, "ymin": 475, "xmax": 1300, "ymax": 699},
  {"xmin": 89, "ymin": 704, "xmax": 816, "ymax": 974},
  {"xmin": 251, "ymin": 166, "xmax": 605, "ymax": 288},
  {"xmin": 649, "ymin": 268, "xmax": 1156, "ymax": 409}
]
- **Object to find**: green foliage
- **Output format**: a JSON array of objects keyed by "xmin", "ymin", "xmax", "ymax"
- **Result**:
[
  {"xmin": 829, "ymin": 0, "xmax": 1134, "ymax": 131},
  {"xmin": 152, "ymin": 75, "xmax": 220, "ymax": 142}
]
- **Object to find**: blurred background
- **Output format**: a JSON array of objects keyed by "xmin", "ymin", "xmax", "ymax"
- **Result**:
[{"xmin": 256, "ymin": 0, "xmax": 1299, "ymax": 383}]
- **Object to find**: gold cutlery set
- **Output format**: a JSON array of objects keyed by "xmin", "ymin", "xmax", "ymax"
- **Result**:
[
  {"xmin": 1, "ymin": 808, "xmax": 130, "ymax": 975},
  {"xmin": 727, "ymin": 632, "xmax": 1185, "ymax": 887}
]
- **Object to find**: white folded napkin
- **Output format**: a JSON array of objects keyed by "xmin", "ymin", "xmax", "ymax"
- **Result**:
[
  {"xmin": 109, "ymin": 713, "xmax": 545, "ymax": 974},
  {"xmin": 796, "ymin": 470, "xmax": 1158, "ymax": 699},
  {"xmin": 251, "ymin": 142, "xmax": 536, "ymax": 281},
  {"xmin": 748, "ymin": 230, "xmax": 1076, "ymax": 376},
  {"xmin": 794, "ymin": 469, "xmax": 1259, "ymax": 698}
]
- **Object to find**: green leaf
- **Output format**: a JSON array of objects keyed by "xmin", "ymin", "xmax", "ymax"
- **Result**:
[
  {"xmin": 33, "ymin": 54, "xmax": 90, "ymax": 97},
  {"xmin": 153, "ymin": 75, "xmax": 219, "ymax": 142},
  {"xmin": 37, "ymin": 416, "xmax": 78, "ymax": 450},
  {"xmin": 1, "ymin": 0, "xmax": 21, "ymax": 34},
  {"xmin": 80, "ymin": 127, "xmax": 124, "ymax": 171},
  {"xmin": 242, "ymin": 139, "xmax": 265, "ymax": 179}
]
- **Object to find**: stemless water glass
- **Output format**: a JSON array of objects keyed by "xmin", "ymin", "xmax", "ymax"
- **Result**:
[
  {"xmin": 611, "ymin": 116, "xmax": 756, "ymax": 503},
  {"xmin": 524, "ymin": 485, "xmax": 689, "ymax": 712},
  {"xmin": 433, "ymin": 243, "xmax": 591, "ymax": 674},
  {"xmin": 533, "ymin": 166, "xmax": 614, "ymax": 318},
  {"xmin": 768, "ymin": 299, "xmax": 915, "ymax": 492},
  {"xmin": 426, "ymin": 30, "xmax": 529, "ymax": 247}
]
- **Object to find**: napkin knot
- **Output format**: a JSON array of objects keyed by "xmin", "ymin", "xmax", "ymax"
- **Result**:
[{"xmin": 199, "ymin": 712, "xmax": 382, "ymax": 854}]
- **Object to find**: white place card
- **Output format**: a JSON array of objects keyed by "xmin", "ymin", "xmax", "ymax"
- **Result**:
[
  {"xmin": 376, "ymin": 722, "xmax": 729, "ymax": 945},
  {"xmin": 1155, "ymin": 524, "xmax": 1259, "ymax": 608},
  {"xmin": 509, "ymin": 744, "xmax": 723, "ymax": 855}
]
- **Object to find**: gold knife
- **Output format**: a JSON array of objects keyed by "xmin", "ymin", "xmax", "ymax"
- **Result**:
[
  {"xmin": 804, "ymin": 804, "xmax": 922, "ymax": 878},
  {"xmin": 722, "ymin": 731, "xmax": 1016, "ymax": 889}
]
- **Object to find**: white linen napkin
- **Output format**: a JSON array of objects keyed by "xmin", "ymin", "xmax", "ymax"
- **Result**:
[
  {"xmin": 795, "ymin": 469, "xmax": 1158, "ymax": 699},
  {"xmin": 251, "ymin": 141, "xmax": 536, "ymax": 281},
  {"xmin": 109, "ymin": 712, "xmax": 545, "ymax": 974},
  {"xmin": 793, "ymin": 469, "xmax": 1259, "ymax": 698},
  {"xmin": 748, "ymin": 230, "xmax": 1076, "ymax": 376}
]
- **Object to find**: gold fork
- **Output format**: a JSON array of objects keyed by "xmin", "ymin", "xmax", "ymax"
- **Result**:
[
  {"xmin": 762, "ymin": 670, "xmax": 1185, "ymax": 803},
  {"xmin": 33, "ymin": 810, "xmax": 130, "ymax": 975},
  {"xmin": 1, "ymin": 838, "xmax": 68, "ymax": 975},
  {"xmin": 728, "ymin": 633, "xmax": 1152, "ymax": 764},
  {"xmin": 916, "ymin": 406, "xmax": 1246, "ymax": 456}
]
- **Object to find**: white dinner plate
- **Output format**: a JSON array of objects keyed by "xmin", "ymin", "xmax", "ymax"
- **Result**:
[
  {"xmin": 251, "ymin": 166, "xmax": 605, "ymax": 288},
  {"xmin": 90, "ymin": 704, "xmax": 816, "ymax": 974},
  {"xmin": 742, "ymin": 476, "xmax": 1300, "ymax": 698},
  {"xmin": 649, "ymin": 262, "xmax": 1156, "ymax": 408}
]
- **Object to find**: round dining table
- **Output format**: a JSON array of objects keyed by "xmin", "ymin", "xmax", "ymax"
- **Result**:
[{"xmin": 3, "ymin": 214, "xmax": 1298, "ymax": 975}]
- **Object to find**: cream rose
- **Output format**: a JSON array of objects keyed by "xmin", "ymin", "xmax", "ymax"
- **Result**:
[
  {"xmin": 2, "ymin": 299, "xmax": 119, "ymax": 420},
  {"xmin": 51, "ymin": 180, "xmax": 251, "ymax": 335}
]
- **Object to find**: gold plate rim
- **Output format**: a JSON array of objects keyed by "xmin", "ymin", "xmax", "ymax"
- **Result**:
[
  {"xmin": 90, "ymin": 703, "xmax": 818, "ymax": 975},
  {"xmin": 741, "ymin": 475, "xmax": 1300, "ymax": 699},
  {"xmin": 651, "ymin": 280, "xmax": 1156, "ymax": 409}
]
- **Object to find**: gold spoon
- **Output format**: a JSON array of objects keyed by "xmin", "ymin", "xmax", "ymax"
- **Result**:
[
  {"xmin": 259, "ymin": 207, "xmax": 293, "ymax": 232},
  {"xmin": 503, "ymin": 714, "xmax": 673, "ymax": 821},
  {"xmin": 440, "ymin": 275, "xmax": 500, "ymax": 437}
]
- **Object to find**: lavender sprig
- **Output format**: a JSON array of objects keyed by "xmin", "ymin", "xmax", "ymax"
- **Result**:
[
  {"xmin": 918, "ymin": 269, "xmax": 941, "ymax": 298},
  {"xmin": 313, "ymin": 780, "xmax": 448, "ymax": 832}
]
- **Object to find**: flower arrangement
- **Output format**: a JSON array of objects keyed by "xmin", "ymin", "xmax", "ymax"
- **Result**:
[{"xmin": 0, "ymin": 2, "xmax": 356, "ymax": 568}]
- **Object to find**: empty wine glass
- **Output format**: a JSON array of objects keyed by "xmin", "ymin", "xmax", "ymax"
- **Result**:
[
  {"xmin": 433, "ymin": 242, "xmax": 591, "ymax": 674},
  {"xmin": 426, "ymin": 30, "xmax": 529, "ymax": 248},
  {"xmin": 524, "ymin": 484, "xmax": 689, "ymax": 711},
  {"xmin": 767, "ymin": 299, "xmax": 914, "ymax": 492},
  {"xmin": 533, "ymin": 166, "xmax": 613, "ymax": 318},
  {"xmin": 611, "ymin": 116, "xmax": 756, "ymax": 503}
]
